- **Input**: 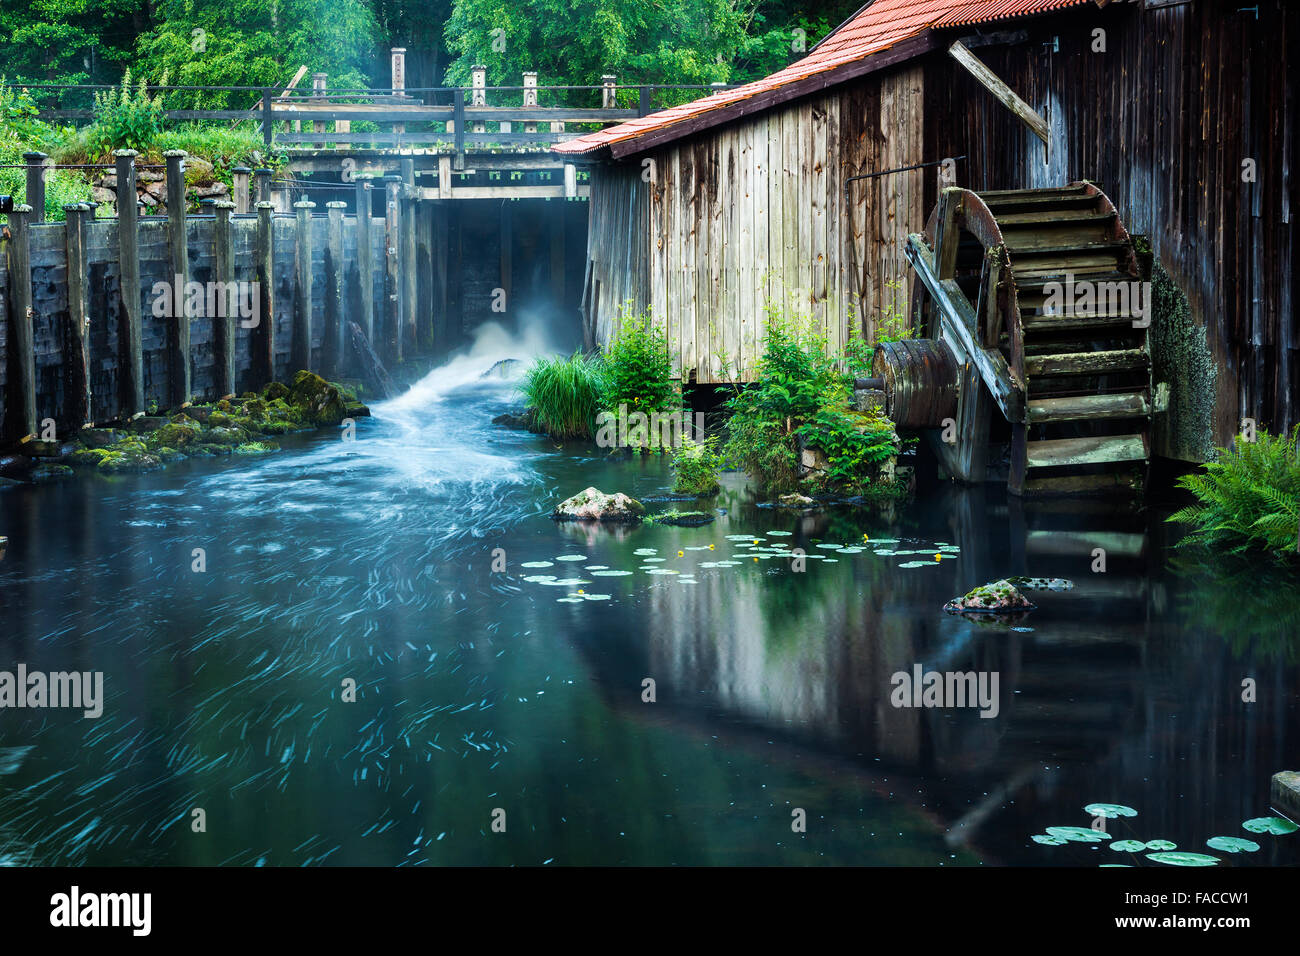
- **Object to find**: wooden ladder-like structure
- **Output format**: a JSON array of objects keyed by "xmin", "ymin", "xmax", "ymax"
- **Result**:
[{"xmin": 902, "ymin": 182, "xmax": 1153, "ymax": 497}]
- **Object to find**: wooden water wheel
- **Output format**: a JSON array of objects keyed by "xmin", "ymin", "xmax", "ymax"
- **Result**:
[{"xmin": 877, "ymin": 182, "xmax": 1154, "ymax": 497}]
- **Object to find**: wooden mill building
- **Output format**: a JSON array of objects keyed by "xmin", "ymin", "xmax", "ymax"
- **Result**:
[{"xmin": 555, "ymin": 0, "xmax": 1297, "ymax": 466}]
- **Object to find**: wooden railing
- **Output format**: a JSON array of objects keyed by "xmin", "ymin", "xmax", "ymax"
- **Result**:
[{"xmin": 26, "ymin": 77, "xmax": 733, "ymax": 152}]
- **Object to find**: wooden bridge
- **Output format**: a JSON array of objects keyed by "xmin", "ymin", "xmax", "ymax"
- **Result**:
[{"xmin": 28, "ymin": 58, "xmax": 729, "ymax": 192}]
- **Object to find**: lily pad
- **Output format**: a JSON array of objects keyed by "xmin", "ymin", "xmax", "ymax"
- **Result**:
[
  {"xmin": 1109, "ymin": 840, "xmax": 1147, "ymax": 852},
  {"xmin": 1144, "ymin": 839, "xmax": 1176, "ymax": 851},
  {"xmin": 1045, "ymin": 826, "xmax": 1111, "ymax": 843},
  {"xmin": 1031, "ymin": 834, "xmax": 1069, "ymax": 845},
  {"xmin": 767, "ymin": 531, "xmax": 792, "ymax": 537},
  {"xmin": 1085, "ymin": 803, "xmax": 1138, "ymax": 819},
  {"xmin": 554, "ymin": 554, "xmax": 587, "ymax": 562},
  {"xmin": 520, "ymin": 561, "xmax": 554, "ymax": 568},
  {"xmin": 590, "ymin": 570, "xmax": 633, "ymax": 577},
  {"xmin": 1206, "ymin": 836, "xmax": 1260, "ymax": 853},
  {"xmin": 1242, "ymin": 816, "xmax": 1298, "ymax": 835},
  {"xmin": 1146, "ymin": 851, "xmax": 1219, "ymax": 867},
  {"xmin": 898, "ymin": 561, "xmax": 938, "ymax": 569}
]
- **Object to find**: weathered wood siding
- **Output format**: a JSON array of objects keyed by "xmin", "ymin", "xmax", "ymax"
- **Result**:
[
  {"xmin": 584, "ymin": 65, "xmax": 924, "ymax": 384},
  {"xmin": 928, "ymin": 0, "xmax": 1298, "ymax": 456}
]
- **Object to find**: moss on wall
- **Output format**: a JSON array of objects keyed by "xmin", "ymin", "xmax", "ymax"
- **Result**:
[{"xmin": 1150, "ymin": 260, "xmax": 1217, "ymax": 463}]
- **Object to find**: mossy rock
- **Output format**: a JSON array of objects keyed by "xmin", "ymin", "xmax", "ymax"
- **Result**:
[
  {"xmin": 96, "ymin": 448, "xmax": 162, "ymax": 473},
  {"xmin": 204, "ymin": 426, "xmax": 247, "ymax": 445},
  {"xmin": 185, "ymin": 404, "xmax": 214, "ymax": 424},
  {"xmin": 130, "ymin": 416, "xmax": 170, "ymax": 433},
  {"xmin": 68, "ymin": 448, "xmax": 111, "ymax": 467},
  {"xmin": 155, "ymin": 446, "xmax": 187, "ymax": 462},
  {"xmin": 188, "ymin": 443, "xmax": 233, "ymax": 457},
  {"xmin": 288, "ymin": 370, "xmax": 346, "ymax": 426},
  {"xmin": 243, "ymin": 398, "xmax": 268, "ymax": 419},
  {"xmin": 944, "ymin": 579, "xmax": 1036, "ymax": 614},
  {"xmin": 257, "ymin": 420, "xmax": 297, "ymax": 435},
  {"xmin": 234, "ymin": 441, "xmax": 279, "ymax": 455},
  {"xmin": 30, "ymin": 463, "xmax": 74, "ymax": 483},
  {"xmin": 149, "ymin": 419, "xmax": 202, "ymax": 447},
  {"xmin": 78, "ymin": 427, "xmax": 127, "ymax": 449},
  {"xmin": 262, "ymin": 382, "xmax": 290, "ymax": 401},
  {"xmin": 650, "ymin": 510, "xmax": 715, "ymax": 527},
  {"xmin": 552, "ymin": 486, "xmax": 646, "ymax": 522},
  {"xmin": 216, "ymin": 399, "xmax": 233, "ymax": 413}
]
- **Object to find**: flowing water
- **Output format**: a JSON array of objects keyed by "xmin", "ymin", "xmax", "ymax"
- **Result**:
[{"xmin": 1, "ymin": 334, "xmax": 1297, "ymax": 866}]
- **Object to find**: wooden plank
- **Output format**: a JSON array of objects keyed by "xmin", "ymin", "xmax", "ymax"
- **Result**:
[
  {"xmin": 1027, "ymin": 391, "xmax": 1150, "ymax": 423},
  {"xmin": 165, "ymin": 152, "xmax": 191, "ymax": 406},
  {"xmin": 781, "ymin": 105, "xmax": 799, "ymax": 320},
  {"xmin": 292, "ymin": 200, "xmax": 315, "ymax": 371},
  {"xmin": 1025, "ymin": 348, "xmax": 1150, "ymax": 377},
  {"xmin": 810, "ymin": 97, "xmax": 829, "ymax": 344},
  {"xmin": 116, "ymin": 151, "xmax": 144, "ymax": 415},
  {"xmin": 944, "ymin": 42, "xmax": 1049, "ymax": 146},
  {"xmin": 906, "ymin": 233, "xmax": 1024, "ymax": 422},
  {"xmin": 737, "ymin": 121, "xmax": 754, "ymax": 380},
  {"xmin": 254, "ymin": 202, "xmax": 276, "ymax": 384},
  {"xmin": 5, "ymin": 207, "xmax": 37, "ymax": 437},
  {"xmin": 750, "ymin": 114, "xmax": 770, "ymax": 379},
  {"xmin": 63, "ymin": 204, "xmax": 92, "ymax": 426},
  {"xmin": 214, "ymin": 202, "xmax": 238, "ymax": 396},
  {"xmin": 666, "ymin": 149, "xmax": 681, "ymax": 378},
  {"xmin": 1025, "ymin": 434, "xmax": 1148, "ymax": 469}
]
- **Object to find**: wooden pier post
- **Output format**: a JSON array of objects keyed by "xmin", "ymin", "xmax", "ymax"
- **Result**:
[
  {"xmin": 5, "ymin": 204, "xmax": 37, "ymax": 438},
  {"xmin": 523, "ymin": 73, "xmax": 538, "ymax": 134},
  {"xmin": 231, "ymin": 166, "xmax": 251, "ymax": 214},
  {"xmin": 293, "ymin": 199, "xmax": 315, "ymax": 372},
  {"xmin": 325, "ymin": 200, "xmax": 346, "ymax": 377},
  {"xmin": 63, "ymin": 203, "xmax": 93, "ymax": 428},
  {"xmin": 355, "ymin": 180, "xmax": 375, "ymax": 344},
  {"xmin": 391, "ymin": 48, "xmax": 406, "ymax": 137},
  {"xmin": 312, "ymin": 73, "xmax": 328, "ymax": 135},
  {"xmin": 213, "ymin": 200, "xmax": 237, "ymax": 397},
  {"xmin": 383, "ymin": 174, "xmax": 403, "ymax": 364},
  {"xmin": 164, "ymin": 150, "xmax": 191, "ymax": 406},
  {"xmin": 255, "ymin": 201, "xmax": 276, "ymax": 383},
  {"xmin": 601, "ymin": 75, "xmax": 617, "ymax": 110},
  {"xmin": 471, "ymin": 65, "xmax": 487, "ymax": 134},
  {"xmin": 254, "ymin": 168, "xmax": 273, "ymax": 207},
  {"xmin": 114, "ymin": 149, "xmax": 144, "ymax": 417},
  {"xmin": 416, "ymin": 201, "xmax": 433, "ymax": 352},
  {"xmin": 401, "ymin": 156, "xmax": 418, "ymax": 352},
  {"xmin": 23, "ymin": 152, "xmax": 47, "ymax": 223}
]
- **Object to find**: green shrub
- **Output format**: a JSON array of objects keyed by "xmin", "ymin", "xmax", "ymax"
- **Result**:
[
  {"xmin": 1168, "ymin": 425, "xmax": 1300, "ymax": 556},
  {"xmin": 602, "ymin": 304, "xmax": 680, "ymax": 416},
  {"xmin": 723, "ymin": 307, "xmax": 901, "ymax": 495},
  {"xmin": 671, "ymin": 436, "xmax": 725, "ymax": 496},
  {"xmin": 88, "ymin": 70, "xmax": 167, "ymax": 157},
  {"xmin": 796, "ymin": 406, "xmax": 898, "ymax": 492},
  {"xmin": 519, "ymin": 351, "xmax": 607, "ymax": 440}
]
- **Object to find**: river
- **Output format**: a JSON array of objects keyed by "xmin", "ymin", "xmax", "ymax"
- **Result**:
[{"xmin": 1, "ymin": 336, "xmax": 1296, "ymax": 866}]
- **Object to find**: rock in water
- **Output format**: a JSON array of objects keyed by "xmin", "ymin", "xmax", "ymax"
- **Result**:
[
  {"xmin": 944, "ymin": 579, "xmax": 1037, "ymax": 614},
  {"xmin": 552, "ymin": 487, "xmax": 646, "ymax": 523}
]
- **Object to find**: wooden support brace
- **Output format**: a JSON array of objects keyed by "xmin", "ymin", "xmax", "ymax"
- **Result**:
[
  {"xmin": 114, "ymin": 149, "xmax": 144, "ymax": 416},
  {"xmin": 293, "ymin": 200, "xmax": 316, "ymax": 372},
  {"xmin": 214, "ymin": 201, "xmax": 237, "ymax": 397},
  {"xmin": 948, "ymin": 40, "xmax": 1049, "ymax": 146},
  {"xmin": 164, "ymin": 150, "xmax": 191, "ymax": 406},
  {"xmin": 63, "ymin": 203, "xmax": 93, "ymax": 427}
]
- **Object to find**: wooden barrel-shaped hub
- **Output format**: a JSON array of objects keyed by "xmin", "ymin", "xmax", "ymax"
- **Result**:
[{"xmin": 871, "ymin": 339, "xmax": 960, "ymax": 429}]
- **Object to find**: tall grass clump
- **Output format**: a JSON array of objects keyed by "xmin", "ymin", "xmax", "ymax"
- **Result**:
[
  {"xmin": 519, "ymin": 352, "xmax": 607, "ymax": 439},
  {"xmin": 1167, "ymin": 425, "xmax": 1300, "ymax": 557}
]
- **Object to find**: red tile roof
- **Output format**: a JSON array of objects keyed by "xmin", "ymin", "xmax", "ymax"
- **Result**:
[{"xmin": 553, "ymin": 0, "xmax": 1103, "ymax": 157}]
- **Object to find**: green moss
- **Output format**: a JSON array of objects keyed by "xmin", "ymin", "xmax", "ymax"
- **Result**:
[
  {"xmin": 68, "ymin": 448, "xmax": 111, "ymax": 467},
  {"xmin": 1150, "ymin": 261, "xmax": 1217, "ymax": 463},
  {"xmin": 204, "ymin": 426, "xmax": 247, "ymax": 445},
  {"xmin": 288, "ymin": 370, "xmax": 347, "ymax": 426},
  {"xmin": 155, "ymin": 446, "xmax": 186, "ymax": 462},
  {"xmin": 234, "ymin": 441, "xmax": 278, "ymax": 455},
  {"xmin": 262, "ymin": 382, "xmax": 289, "ymax": 401}
]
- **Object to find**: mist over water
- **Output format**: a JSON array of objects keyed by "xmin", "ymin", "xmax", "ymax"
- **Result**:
[{"xmin": 0, "ymin": 336, "xmax": 1296, "ymax": 867}]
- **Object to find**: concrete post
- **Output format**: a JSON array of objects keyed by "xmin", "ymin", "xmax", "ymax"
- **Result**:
[{"xmin": 23, "ymin": 152, "xmax": 47, "ymax": 223}]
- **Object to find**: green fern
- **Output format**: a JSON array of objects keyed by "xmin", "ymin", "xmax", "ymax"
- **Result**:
[{"xmin": 1167, "ymin": 425, "xmax": 1300, "ymax": 556}]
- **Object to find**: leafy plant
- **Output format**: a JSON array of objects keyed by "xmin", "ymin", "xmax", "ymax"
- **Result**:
[
  {"xmin": 518, "ymin": 351, "xmax": 607, "ymax": 440},
  {"xmin": 88, "ymin": 70, "xmax": 168, "ymax": 156},
  {"xmin": 671, "ymin": 436, "xmax": 725, "ymax": 496},
  {"xmin": 796, "ymin": 406, "xmax": 898, "ymax": 492},
  {"xmin": 602, "ymin": 304, "xmax": 680, "ymax": 418},
  {"xmin": 1167, "ymin": 425, "xmax": 1300, "ymax": 556}
]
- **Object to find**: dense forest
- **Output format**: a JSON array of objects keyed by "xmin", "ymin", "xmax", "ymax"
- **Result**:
[{"xmin": 0, "ymin": 0, "xmax": 864, "ymax": 97}]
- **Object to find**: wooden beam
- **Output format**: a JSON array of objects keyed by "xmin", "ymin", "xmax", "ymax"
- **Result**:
[
  {"xmin": 947, "ymin": 40, "xmax": 1049, "ymax": 146},
  {"xmin": 906, "ymin": 234, "xmax": 1025, "ymax": 423},
  {"xmin": 416, "ymin": 184, "xmax": 589, "ymax": 200}
]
